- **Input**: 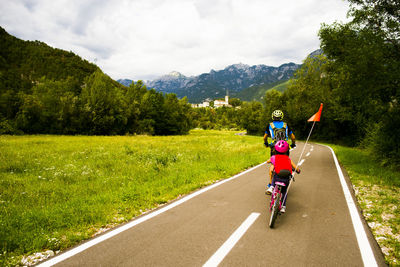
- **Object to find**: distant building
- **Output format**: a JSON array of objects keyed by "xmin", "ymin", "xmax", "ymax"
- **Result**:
[
  {"xmin": 191, "ymin": 101, "xmax": 210, "ymax": 108},
  {"xmin": 192, "ymin": 96, "xmax": 231, "ymax": 108},
  {"xmin": 214, "ymin": 96, "xmax": 231, "ymax": 108}
]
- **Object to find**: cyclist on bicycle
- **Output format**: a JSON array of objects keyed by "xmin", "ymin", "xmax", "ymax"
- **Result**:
[
  {"xmin": 264, "ymin": 110, "xmax": 296, "ymax": 156},
  {"xmin": 266, "ymin": 140, "xmax": 300, "ymax": 213}
]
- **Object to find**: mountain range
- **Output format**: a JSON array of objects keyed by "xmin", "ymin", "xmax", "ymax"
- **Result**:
[{"xmin": 118, "ymin": 62, "xmax": 302, "ymax": 103}]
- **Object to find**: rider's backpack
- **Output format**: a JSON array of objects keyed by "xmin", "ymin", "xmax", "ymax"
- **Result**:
[{"xmin": 270, "ymin": 122, "xmax": 287, "ymax": 141}]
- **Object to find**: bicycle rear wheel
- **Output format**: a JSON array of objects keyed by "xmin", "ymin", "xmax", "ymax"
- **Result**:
[{"xmin": 269, "ymin": 191, "xmax": 280, "ymax": 228}]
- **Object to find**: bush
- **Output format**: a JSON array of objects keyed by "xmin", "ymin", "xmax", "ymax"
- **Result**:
[{"xmin": 0, "ymin": 118, "xmax": 19, "ymax": 134}]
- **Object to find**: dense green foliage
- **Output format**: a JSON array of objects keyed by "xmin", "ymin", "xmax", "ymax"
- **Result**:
[
  {"xmin": 0, "ymin": 27, "xmax": 98, "ymax": 131},
  {"xmin": 317, "ymin": 0, "xmax": 400, "ymax": 165},
  {"xmin": 260, "ymin": 0, "xmax": 400, "ymax": 167},
  {"xmin": 0, "ymin": 27, "xmax": 191, "ymax": 135}
]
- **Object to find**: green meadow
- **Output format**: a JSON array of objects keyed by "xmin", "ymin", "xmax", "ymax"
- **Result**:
[{"xmin": 0, "ymin": 130, "xmax": 266, "ymax": 265}]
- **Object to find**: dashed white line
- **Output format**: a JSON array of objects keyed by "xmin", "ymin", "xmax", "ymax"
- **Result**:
[
  {"xmin": 298, "ymin": 159, "xmax": 305, "ymax": 166},
  {"xmin": 203, "ymin": 212, "xmax": 260, "ymax": 267},
  {"xmin": 306, "ymin": 152, "xmax": 311, "ymax": 157}
]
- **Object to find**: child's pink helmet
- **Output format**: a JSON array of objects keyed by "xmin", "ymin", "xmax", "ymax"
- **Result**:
[{"xmin": 275, "ymin": 140, "xmax": 289, "ymax": 153}]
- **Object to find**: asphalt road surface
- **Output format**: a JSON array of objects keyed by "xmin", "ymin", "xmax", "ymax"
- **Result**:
[{"xmin": 39, "ymin": 143, "xmax": 386, "ymax": 267}]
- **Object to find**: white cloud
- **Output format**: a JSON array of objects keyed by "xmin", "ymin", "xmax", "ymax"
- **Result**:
[{"xmin": 0, "ymin": 0, "xmax": 350, "ymax": 80}]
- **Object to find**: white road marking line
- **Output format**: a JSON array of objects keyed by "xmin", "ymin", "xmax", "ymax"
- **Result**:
[
  {"xmin": 203, "ymin": 212, "xmax": 260, "ymax": 267},
  {"xmin": 324, "ymin": 145, "xmax": 378, "ymax": 267},
  {"xmin": 37, "ymin": 162, "xmax": 267, "ymax": 267},
  {"xmin": 310, "ymin": 146, "xmax": 314, "ymax": 151},
  {"xmin": 298, "ymin": 159, "xmax": 305, "ymax": 166},
  {"xmin": 306, "ymin": 152, "xmax": 311, "ymax": 157}
]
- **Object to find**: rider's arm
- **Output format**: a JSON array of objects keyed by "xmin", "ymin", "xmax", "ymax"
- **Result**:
[
  {"xmin": 287, "ymin": 125, "xmax": 296, "ymax": 146},
  {"xmin": 264, "ymin": 125, "xmax": 273, "ymax": 146},
  {"xmin": 290, "ymin": 133, "xmax": 296, "ymax": 143},
  {"xmin": 290, "ymin": 133, "xmax": 296, "ymax": 148},
  {"xmin": 263, "ymin": 133, "xmax": 269, "ymax": 144},
  {"xmin": 291, "ymin": 160, "xmax": 300, "ymax": 173},
  {"xmin": 289, "ymin": 125, "xmax": 296, "ymax": 144}
]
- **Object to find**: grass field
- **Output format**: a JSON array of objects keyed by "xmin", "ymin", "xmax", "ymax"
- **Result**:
[
  {"xmin": 330, "ymin": 145, "xmax": 400, "ymax": 265},
  {"xmin": 0, "ymin": 130, "xmax": 267, "ymax": 265}
]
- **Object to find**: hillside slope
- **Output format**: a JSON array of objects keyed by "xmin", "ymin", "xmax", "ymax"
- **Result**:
[
  {"xmin": 236, "ymin": 80, "xmax": 290, "ymax": 101},
  {"xmin": 0, "ymin": 27, "xmax": 99, "ymax": 94}
]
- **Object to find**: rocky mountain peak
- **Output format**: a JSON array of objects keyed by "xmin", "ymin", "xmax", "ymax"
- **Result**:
[
  {"xmin": 228, "ymin": 63, "xmax": 250, "ymax": 70},
  {"xmin": 140, "ymin": 61, "xmax": 301, "ymax": 102},
  {"xmin": 168, "ymin": 71, "xmax": 185, "ymax": 78}
]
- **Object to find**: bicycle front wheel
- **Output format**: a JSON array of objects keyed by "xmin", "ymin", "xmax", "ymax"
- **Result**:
[{"xmin": 269, "ymin": 191, "xmax": 280, "ymax": 228}]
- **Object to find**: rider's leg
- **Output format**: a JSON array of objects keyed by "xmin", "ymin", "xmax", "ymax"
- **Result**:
[
  {"xmin": 280, "ymin": 185, "xmax": 288, "ymax": 213},
  {"xmin": 269, "ymin": 165, "xmax": 274, "ymax": 184},
  {"xmin": 271, "ymin": 173, "xmax": 278, "ymax": 187},
  {"xmin": 281, "ymin": 185, "xmax": 288, "ymax": 206},
  {"xmin": 268, "ymin": 165, "xmax": 274, "ymax": 187},
  {"xmin": 266, "ymin": 166, "xmax": 275, "ymax": 194},
  {"xmin": 281, "ymin": 179, "xmax": 291, "ymax": 207},
  {"xmin": 274, "ymin": 176, "xmax": 289, "ymax": 211}
]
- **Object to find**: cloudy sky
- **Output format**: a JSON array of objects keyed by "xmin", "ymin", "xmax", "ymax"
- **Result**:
[{"xmin": 0, "ymin": 0, "xmax": 350, "ymax": 81}]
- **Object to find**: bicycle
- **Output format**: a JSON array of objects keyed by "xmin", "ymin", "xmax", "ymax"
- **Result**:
[{"xmin": 268, "ymin": 170, "xmax": 294, "ymax": 228}]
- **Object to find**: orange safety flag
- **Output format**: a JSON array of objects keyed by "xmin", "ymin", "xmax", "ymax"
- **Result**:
[{"xmin": 308, "ymin": 103, "xmax": 323, "ymax": 122}]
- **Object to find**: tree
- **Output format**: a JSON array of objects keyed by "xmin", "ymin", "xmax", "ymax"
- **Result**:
[
  {"xmin": 264, "ymin": 89, "xmax": 284, "ymax": 122},
  {"xmin": 317, "ymin": 0, "xmax": 400, "ymax": 164},
  {"xmin": 229, "ymin": 98, "xmax": 242, "ymax": 107},
  {"xmin": 348, "ymin": 0, "xmax": 400, "ymax": 42},
  {"xmin": 240, "ymin": 101, "xmax": 265, "ymax": 135},
  {"xmin": 15, "ymin": 93, "xmax": 44, "ymax": 133},
  {"xmin": 283, "ymin": 55, "xmax": 348, "ymax": 142},
  {"xmin": 80, "ymin": 70, "xmax": 126, "ymax": 135},
  {"xmin": 156, "ymin": 94, "xmax": 191, "ymax": 135},
  {"xmin": 136, "ymin": 89, "xmax": 164, "ymax": 135},
  {"xmin": 124, "ymin": 80, "xmax": 148, "ymax": 134}
]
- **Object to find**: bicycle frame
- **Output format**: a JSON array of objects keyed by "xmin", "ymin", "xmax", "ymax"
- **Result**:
[
  {"xmin": 269, "ymin": 181, "xmax": 286, "ymax": 212},
  {"xmin": 268, "ymin": 181, "xmax": 288, "ymax": 228}
]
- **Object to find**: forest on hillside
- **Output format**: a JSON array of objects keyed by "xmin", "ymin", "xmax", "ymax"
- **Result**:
[
  {"xmin": 0, "ymin": 27, "xmax": 192, "ymax": 135},
  {"xmin": 0, "ymin": 0, "xmax": 399, "ymax": 166}
]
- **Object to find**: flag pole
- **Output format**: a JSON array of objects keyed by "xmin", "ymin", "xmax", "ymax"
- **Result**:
[
  {"xmin": 294, "ymin": 120, "xmax": 316, "ymax": 174},
  {"xmin": 281, "ymin": 103, "xmax": 323, "ymax": 206},
  {"xmin": 282, "ymin": 120, "xmax": 316, "ymax": 205}
]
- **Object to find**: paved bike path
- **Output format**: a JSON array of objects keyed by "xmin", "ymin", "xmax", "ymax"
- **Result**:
[{"xmin": 44, "ymin": 143, "xmax": 385, "ymax": 266}]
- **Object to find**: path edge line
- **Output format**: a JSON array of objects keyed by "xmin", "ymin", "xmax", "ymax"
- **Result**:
[{"xmin": 323, "ymin": 144, "xmax": 378, "ymax": 267}]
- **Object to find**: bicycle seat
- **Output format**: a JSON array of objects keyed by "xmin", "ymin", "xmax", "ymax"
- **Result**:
[{"xmin": 277, "ymin": 169, "xmax": 291, "ymax": 178}]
